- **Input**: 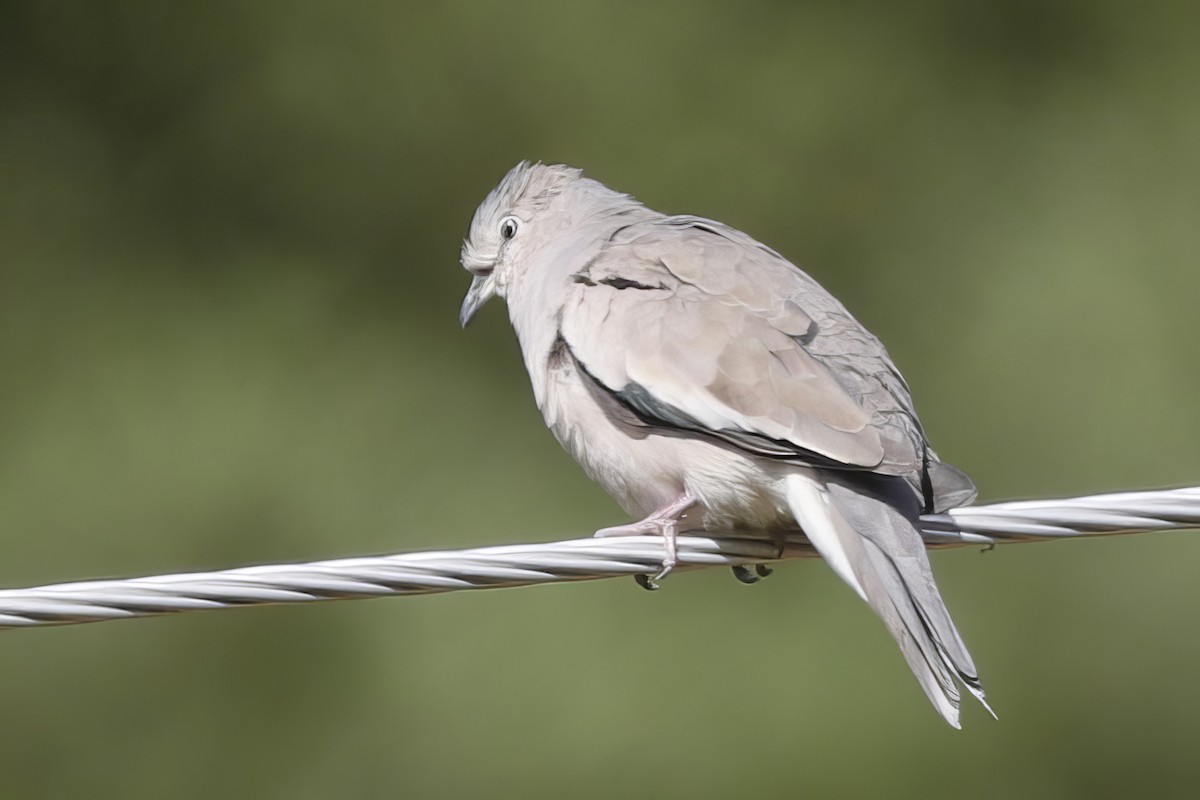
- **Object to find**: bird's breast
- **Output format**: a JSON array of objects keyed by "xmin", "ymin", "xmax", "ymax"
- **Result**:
[{"xmin": 536, "ymin": 346, "xmax": 792, "ymax": 532}]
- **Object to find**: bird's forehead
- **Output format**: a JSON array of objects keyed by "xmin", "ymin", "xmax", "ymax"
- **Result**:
[
  {"xmin": 473, "ymin": 162, "xmax": 583, "ymax": 226},
  {"xmin": 470, "ymin": 186, "xmax": 517, "ymax": 231}
]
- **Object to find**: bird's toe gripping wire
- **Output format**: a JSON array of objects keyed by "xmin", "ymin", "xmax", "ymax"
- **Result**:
[{"xmin": 593, "ymin": 493, "xmax": 699, "ymax": 590}]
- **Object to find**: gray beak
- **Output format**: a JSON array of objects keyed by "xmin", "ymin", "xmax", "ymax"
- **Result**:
[{"xmin": 459, "ymin": 273, "xmax": 497, "ymax": 328}]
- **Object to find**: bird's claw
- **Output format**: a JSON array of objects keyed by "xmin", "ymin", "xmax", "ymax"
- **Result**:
[
  {"xmin": 731, "ymin": 565, "xmax": 759, "ymax": 584},
  {"xmin": 635, "ymin": 573, "xmax": 661, "ymax": 591},
  {"xmin": 731, "ymin": 563, "xmax": 774, "ymax": 584},
  {"xmin": 635, "ymin": 555, "xmax": 676, "ymax": 590},
  {"xmin": 599, "ymin": 494, "xmax": 694, "ymax": 592}
]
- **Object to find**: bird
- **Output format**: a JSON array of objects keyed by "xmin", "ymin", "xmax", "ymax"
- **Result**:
[{"xmin": 458, "ymin": 161, "xmax": 991, "ymax": 728}]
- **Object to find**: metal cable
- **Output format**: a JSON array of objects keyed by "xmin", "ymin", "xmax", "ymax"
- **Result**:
[{"xmin": 1, "ymin": 487, "xmax": 1197, "ymax": 631}]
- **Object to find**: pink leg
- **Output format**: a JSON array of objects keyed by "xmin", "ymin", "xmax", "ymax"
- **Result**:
[{"xmin": 594, "ymin": 493, "xmax": 698, "ymax": 586}]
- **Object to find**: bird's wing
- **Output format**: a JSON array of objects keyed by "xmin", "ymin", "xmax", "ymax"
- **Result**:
[{"xmin": 559, "ymin": 217, "xmax": 921, "ymax": 475}]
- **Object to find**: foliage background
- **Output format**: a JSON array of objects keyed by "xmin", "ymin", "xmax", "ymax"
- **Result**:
[{"xmin": 2, "ymin": 2, "xmax": 1198, "ymax": 797}]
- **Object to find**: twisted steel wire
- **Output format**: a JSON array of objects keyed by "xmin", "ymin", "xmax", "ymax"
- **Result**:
[{"xmin": 1, "ymin": 487, "xmax": 1197, "ymax": 630}]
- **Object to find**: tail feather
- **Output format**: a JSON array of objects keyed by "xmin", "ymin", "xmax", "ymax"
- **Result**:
[{"xmin": 784, "ymin": 471, "xmax": 991, "ymax": 728}]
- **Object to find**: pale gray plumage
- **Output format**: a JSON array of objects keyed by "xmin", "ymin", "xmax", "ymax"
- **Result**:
[{"xmin": 459, "ymin": 161, "xmax": 988, "ymax": 727}]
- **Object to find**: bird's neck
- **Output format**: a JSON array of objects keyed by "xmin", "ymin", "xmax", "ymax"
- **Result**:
[
  {"xmin": 507, "ymin": 197, "xmax": 658, "ymax": 408},
  {"xmin": 505, "ymin": 241, "xmax": 588, "ymax": 410}
]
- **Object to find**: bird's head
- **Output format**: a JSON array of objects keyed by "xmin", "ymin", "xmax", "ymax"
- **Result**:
[
  {"xmin": 459, "ymin": 161, "xmax": 586, "ymax": 327},
  {"xmin": 459, "ymin": 161, "xmax": 650, "ymax": 328}
]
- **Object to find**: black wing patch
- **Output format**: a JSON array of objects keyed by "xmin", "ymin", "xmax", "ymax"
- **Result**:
[
  {"xmin": 614, "ymin": 380, "xmax": 864, "ymax": 468},
  {"xmin": 599, "ymin": 276, "xmax": 667, "ymax": 291},
  {"xmin": 572, "ymin": 273, "xmax": 667, "ymax": 291}
]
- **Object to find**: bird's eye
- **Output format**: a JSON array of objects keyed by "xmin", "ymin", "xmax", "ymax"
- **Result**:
[{"xmin": 499, "ymin": 216, "xmax": 520, "ymax": 240}]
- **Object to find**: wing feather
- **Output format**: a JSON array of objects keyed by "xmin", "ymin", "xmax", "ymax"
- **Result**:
[{"xmin": 561, "ymin": 219, "xmax": 901, "ymax": 471}]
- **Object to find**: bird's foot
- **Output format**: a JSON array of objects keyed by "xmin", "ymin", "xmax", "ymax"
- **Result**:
[
  {"xmin": 594, "ymin": 493, "xmax": 697, "ymax": 589},
  {"xmin": 633, "ymin": 573, "xmax": 661, "ymax": 591},
  {"xmin": 731, "ymin": 563, "xmax": 774, "ymax": 584},
  {"xmin": 596, "ymin": 518, "xmax": 679, "ymax": 589}
]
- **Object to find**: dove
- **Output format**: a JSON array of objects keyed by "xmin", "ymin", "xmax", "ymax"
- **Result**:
[{"xmin": 459, "ymin": 161, "xmax": 990, "ymax": 727}]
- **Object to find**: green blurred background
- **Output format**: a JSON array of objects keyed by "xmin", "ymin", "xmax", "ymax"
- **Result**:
[{"xmin": 2, "ymin": 2, "xmax": 1199, "ymax": 797}]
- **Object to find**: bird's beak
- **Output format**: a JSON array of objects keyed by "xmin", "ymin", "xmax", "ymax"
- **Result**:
[{"xmin": 459, "ymin": 272, "xmax": 497, "ymax": 328}]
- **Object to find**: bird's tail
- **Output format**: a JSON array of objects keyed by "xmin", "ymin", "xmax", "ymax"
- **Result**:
[{"xmin": 783, "ymin": 471, "xmax": 993, "ymax": 728}]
